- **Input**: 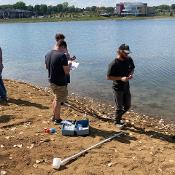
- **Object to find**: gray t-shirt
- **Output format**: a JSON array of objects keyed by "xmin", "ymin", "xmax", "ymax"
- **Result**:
[{"xmin": 45, "ymin": 50, "xmax": 68, "ymax": 86}]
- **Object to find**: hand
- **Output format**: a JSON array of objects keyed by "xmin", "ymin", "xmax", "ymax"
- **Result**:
[
  {"xmin": 121, "ymin": 76, "xmax": 129, "ymax": 82},
  {"xmin": 68, "ymin": 61, "xmax": 72, "ymax": 70},
  {"xmin": 70, "ymin": 56, "xmax": 76, "ymax": 61},
  {"xmin": 128, "ymin": 74, "xmax": 133, "ymax": 79}
]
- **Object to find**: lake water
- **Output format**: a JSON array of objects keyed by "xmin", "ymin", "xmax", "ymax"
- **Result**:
[{"xmin": 0, "ymin": 19, "xmax": 175, "ymax": 120}]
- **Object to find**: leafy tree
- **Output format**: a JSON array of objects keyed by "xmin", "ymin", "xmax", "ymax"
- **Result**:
[
  {"xmin": 171, "ymin": 4, "xmax": 175, "ymax": 10},
  {"xmin": 34, "ymin": 5, "xmax": 40, "ymax": 15},
  {"xmin": 156, "ymin": 5, "xmax": 170, "ymax": 12},
  {"xmin": 62, "ymin": 2, "xmax": 69, "ymax": 12},
  {"xmin": 13, "ymin": 1, "xmax": 26, "ymax": 10},
  {"xmin": 57, "ymin": 4, "xmax": 63, "ymax": 13},
  {"xmin": 106, "ymin": 7, "xmax": 114, "ymax": 13},
  {"xmin": 68, "ymin": 5, "xmax": 75, "ymax": 13},
  {"xmin": 27, "ymin": 5, "xmax": 33, "ymax": 12},
  {"xmin": 40, "ymin": 4, "xmax": 47, "ymax": 15}
]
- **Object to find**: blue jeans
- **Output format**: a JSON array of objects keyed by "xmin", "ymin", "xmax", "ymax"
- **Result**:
[{"xmin": 0, "ymin": 72, "xmax": 7, "ymax": 99}]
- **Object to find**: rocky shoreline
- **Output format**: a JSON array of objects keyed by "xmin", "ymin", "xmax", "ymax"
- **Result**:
[{"xmin": 0, "ymin": 79, "xmax": 175, "ymax": 175}]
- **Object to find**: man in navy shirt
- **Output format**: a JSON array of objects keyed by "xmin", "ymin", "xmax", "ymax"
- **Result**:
[
  {"xmin": 45, "ymin": 40, "xmax": 71, "ymax": 124},
  {"xmin": 107, "ymin": 44, "xmax": 135, "ymax": 128}
]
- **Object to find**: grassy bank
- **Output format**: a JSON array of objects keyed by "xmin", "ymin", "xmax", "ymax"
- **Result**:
[{"xmin": 0, "ymin": 15, "xmax": 175, "ymax": 24}]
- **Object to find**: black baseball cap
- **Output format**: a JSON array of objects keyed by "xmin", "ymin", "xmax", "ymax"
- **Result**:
[{"xmin": 118, "ymin": 44, "xmax": 131, "ymax": 54}]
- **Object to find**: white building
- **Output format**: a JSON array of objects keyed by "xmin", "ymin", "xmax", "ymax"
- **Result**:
[{"xmin": 115, "ymin": 2, "xmax": 155, "ymax": 16}]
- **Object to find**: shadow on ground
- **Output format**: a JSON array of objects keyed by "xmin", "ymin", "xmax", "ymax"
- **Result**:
[
  {"xmin": 8, "ymin": 98, "xmax": 49, "ymax": 109},
  {"xmin": 124, "ymin": 123, "xmax": 175, "ymax": 143},
  {"xmin": 0, "ymin": 115, "xmax": 13, "ymax": 123},
  {"xmin": 90, "ymin": 126, "xmax": 137, "ymax": 144}
]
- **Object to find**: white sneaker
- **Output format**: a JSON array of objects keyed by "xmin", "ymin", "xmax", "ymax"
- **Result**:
[{"xmin": 116, "ymin": 123, "xmax": 125, "ymax": 129}]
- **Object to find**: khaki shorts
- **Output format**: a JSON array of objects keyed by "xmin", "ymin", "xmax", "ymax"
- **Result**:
[{"xmin": 50, "ymin": 84, "xmax": 68, "ymax": 103}]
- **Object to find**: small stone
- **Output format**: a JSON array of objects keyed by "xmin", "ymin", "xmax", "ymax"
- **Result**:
[
  {"xmin": 1, "ymin": 171, "xmax": 7, "ymax": 175},
  {"xmin": 33, "ymin": 164, "xmax": 38, "ymax": 168},
  {"xmin": 11, "ymin": 127, "xmax": 16, "ymax": 131},
  {"xmin": 144, "ymin": 156, "xmax": 153, "ymax": 164},
  {"xmin": 13, "ymin": 144, "xmax": 23, "ymax": 148},
  {"xmin": 36, "ymin": 160, "xmax": 41, "ymax": 164},
  {"xmin": 1, "ymin": 145, "xmax": 4, "ymax": 148},
  {"xmin": 169, "ymin": 159, "xmax": 174, "ymax": 163},
  {"xmin": 5, "ymin": 136, "xmax": 10, "ymax": 139},
  {"xmin": 108, "ymin": 163, "xmax": 112, "ymax": 167},
  {"xmin": 27, "ymin": 144, "xmax": 34, "ymax": 149}
]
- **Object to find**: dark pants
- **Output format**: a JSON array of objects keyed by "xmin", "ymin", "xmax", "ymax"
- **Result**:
[
  {"xmin": 0, "ymin": 72, "xmax": 7, "ymax": 99},
  {"xmin": 113, "ymin": 89, "xmax": 131, "ymax": 122}
]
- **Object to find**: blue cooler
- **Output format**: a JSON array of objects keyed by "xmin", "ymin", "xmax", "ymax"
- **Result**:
[
  {"xmin": 75, "ymin": 120, "xmax": 89, "ymax": 136},
  {"xmin": 61, "ymin": 120, "xmax": 89, "ymax": 136}
]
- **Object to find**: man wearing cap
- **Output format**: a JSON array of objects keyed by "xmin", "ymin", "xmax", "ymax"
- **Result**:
[{"xmin": 107, "ymin": 44, "xmax": 135, "ymax": 127}]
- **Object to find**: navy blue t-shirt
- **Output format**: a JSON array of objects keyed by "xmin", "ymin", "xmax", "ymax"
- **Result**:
[{"xmin": 45, "ymin": 50, "xmax": 68, "ymax": 86}]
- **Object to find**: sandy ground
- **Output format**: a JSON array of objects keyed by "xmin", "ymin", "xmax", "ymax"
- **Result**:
[{"xmin": 0, "ymin": 80, "xmax": 175, "ymax": 175}]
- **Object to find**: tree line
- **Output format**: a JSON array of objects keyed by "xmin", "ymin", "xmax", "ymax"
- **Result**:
[{"xmin": 0, "ymin": 1, "xmax": 114, "ymax": 16}]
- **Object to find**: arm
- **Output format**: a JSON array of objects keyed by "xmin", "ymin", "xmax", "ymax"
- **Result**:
[
  {"xmin": 63, "ymin": 63, "xmax": 71, "ymax": 75},
  {"xmin": 62, "ymin": 54, "xmax": 71, "ymax": 75},
  {"xmin": 107, "ymin": 75, "xmax": 130, "ymax": 82}
]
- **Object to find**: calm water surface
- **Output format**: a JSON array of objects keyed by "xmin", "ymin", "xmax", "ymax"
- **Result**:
[{"xmin": 0, "ymin": 19, "xmax": 175, "ymax": 120}]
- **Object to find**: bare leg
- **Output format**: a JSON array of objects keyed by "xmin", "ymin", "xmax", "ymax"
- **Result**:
[{"xmin": 52, "ymin": 97, "xmax": 61, "ymax": 119}]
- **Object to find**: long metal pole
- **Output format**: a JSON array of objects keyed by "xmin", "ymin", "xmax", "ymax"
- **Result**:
[{"xmin": 61, "ymin": 132, "xmax": 124, "ymax": 166}]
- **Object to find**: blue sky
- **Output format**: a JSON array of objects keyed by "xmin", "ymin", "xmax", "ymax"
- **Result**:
[{"xmin": 0, "ymin": 0, "xmax": 174, "ymax": 7}]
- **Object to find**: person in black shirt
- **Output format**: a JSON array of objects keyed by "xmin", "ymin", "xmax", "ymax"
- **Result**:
[
  {"xmin": 45, "ymin": 40, "xmax": 71, "ymax": 124},
  {"xmin": 107, "ymin": 44, "xmax": 135, "ymax": 127},
  {"xmin": 0, "ymin": 47, "xmax": 7, "ymax": 102}
]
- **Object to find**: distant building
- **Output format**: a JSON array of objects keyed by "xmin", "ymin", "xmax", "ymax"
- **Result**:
[
  {"xmin": 0, "ymin": 9, "xmax": 32, "ymax": 19},
  {"xmin": 115, "ymin": 2, "xmax": 155, "ymax": 16}
]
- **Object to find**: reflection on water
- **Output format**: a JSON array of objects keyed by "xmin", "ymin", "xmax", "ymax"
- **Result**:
[{"xmin": 0, "ymin": 19, "xmax": 175, "ymax": 120}]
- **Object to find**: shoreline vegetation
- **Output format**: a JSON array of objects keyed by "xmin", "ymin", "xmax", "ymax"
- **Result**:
[
  {"xmin": 0, "ymin": 79, "xmax": 175, "ymax": 174},
  {"xmin": 0, "ymin": 15, "xmax": 175, "ymax": 24},
  {"xmin": 1, "ymin": 2, "xmax": 175, "ymax": 24}
]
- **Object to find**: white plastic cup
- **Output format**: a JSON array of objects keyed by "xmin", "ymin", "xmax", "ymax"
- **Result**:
[{"xmin": 52, "ymin": 158, "xmax": 62, "ymax": 169}]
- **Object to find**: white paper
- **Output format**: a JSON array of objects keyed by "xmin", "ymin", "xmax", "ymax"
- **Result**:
[{"xmin": 69, "ymin": 61, "xmax": 79, "ymax": 70}]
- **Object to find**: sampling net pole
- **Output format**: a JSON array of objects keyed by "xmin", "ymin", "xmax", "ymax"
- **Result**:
[{"xmin": 61, "ymin": 132, "xmax": 124, "ymax": 166}]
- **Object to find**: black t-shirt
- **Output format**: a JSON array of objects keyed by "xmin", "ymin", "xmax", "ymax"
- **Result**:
[
  {"xmin": 107, "ymin": 57, "xmax": 135, "ymax": 91},
  {"xmin": 45, "ymin": 50, "xmax": 68, "ymax": 86}
]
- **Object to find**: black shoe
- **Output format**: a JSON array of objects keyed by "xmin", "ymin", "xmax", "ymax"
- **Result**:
[
  {"xmin": 0, "ymin": 97, "xmax": 8, "ymax": 103},
  {"xmin": 53, "ymin": 118, "xmax": 63, "ymax": 125},
  {"xmin": 114, "ymin": 119, "xmax": 125, "ymax": 129}
]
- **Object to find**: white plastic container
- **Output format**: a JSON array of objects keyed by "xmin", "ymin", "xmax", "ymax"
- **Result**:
[{"xmin": 52, "ymin": 158, "xmax": 62, "ymax": 169}]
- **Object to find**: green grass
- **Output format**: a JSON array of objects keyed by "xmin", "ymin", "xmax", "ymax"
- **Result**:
[{"xmin": 0, "ymin": 15, "xmax": 175, "ymax": 24}]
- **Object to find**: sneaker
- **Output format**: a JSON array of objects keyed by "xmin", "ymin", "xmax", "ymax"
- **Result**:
[
  {"xmin": 53, "ymin": 118, "xmax": 63, "ymax": 125},
  {"xmin": 114, "ymin": 120, "xmax": 125, "ymax": 129},
  {"xmin": 116, "ymin": 123, "xmax": 125, "ymax": 129}
]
